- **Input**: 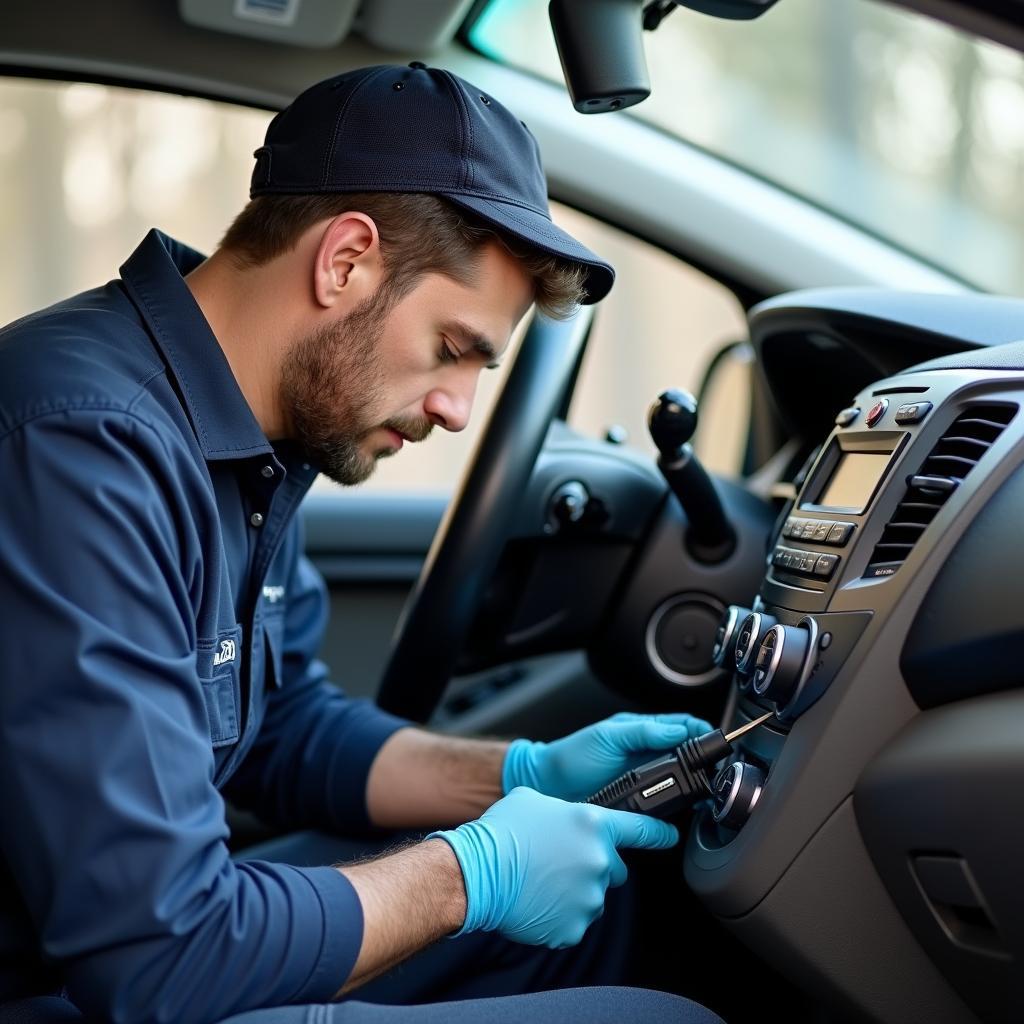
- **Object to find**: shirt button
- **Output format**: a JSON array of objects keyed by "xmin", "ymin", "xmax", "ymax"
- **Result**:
[
  {"xmin": 250, "ymin": 512, "xmax": 265, "ymax": 527},
  {"xmin": 260, "ymin": 465, "xmax": 275, "ymax": 479}
]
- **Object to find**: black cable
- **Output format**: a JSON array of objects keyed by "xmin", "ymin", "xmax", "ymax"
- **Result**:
[{"xmin": 643, "ymin": 1, "xmax": 678, "ymax": 31}]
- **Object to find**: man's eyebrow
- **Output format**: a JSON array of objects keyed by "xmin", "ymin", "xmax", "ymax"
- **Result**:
[{"xmin": 442, "ymin": 319, "xmax": 501, "ymax": 369}]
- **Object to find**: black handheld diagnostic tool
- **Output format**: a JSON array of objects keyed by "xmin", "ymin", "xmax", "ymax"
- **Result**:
[{"xmin": 586, "ymin": 712, "xmax": 773, "ymax": 818}]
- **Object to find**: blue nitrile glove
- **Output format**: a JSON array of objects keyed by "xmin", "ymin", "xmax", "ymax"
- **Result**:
[
  {"xmin": 502, "ymin": 711, "xmax": 713, "ymax": 802},
  {"xmin": 428, "ymin": 786, "xmax": 679, "ymax": 948}
]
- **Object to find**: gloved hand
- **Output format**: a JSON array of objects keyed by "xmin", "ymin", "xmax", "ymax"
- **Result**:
[
  {"xmin": 428, "ymin": 786, "xmax": 679, "ymax": 948},
  {"xmin": 502, "ymin": 711, "xmax": 712, "ymax": 802}
]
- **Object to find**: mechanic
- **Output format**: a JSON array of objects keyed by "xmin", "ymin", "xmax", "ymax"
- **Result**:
[{"xmin": 0, "ymin": 64, "xmax": 723, "ymax": 1024}]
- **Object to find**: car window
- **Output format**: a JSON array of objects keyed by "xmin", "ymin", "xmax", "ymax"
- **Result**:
[
  {"xmin": 0, "ymin": 77, "xmax": 746, "ymax": 492},
  {"xmin": 470, "ymin": 0, "xmax": 1024, "ymax": 297},
  {"xmin": 557, "ymin": 207, "xmax": 747, "ymax": 475},
  {"xmin": 0, "ymin": 78, "xmax": 271, "ymax": 311}
]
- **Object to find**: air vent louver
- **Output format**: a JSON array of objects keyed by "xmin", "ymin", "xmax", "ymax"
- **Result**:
[{"xmin": 865, "ymin": 403, "xmax": 1017, "ymax": 577}]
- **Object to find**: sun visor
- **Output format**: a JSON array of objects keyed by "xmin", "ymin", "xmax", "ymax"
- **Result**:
[{"xmin": 178, "ymin": 0, "xmax": 360, "ymax": 49}]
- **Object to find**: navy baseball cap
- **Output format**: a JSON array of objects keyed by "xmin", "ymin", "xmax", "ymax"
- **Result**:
[{"xmin": 250, "ymin": 62, "xmax": 614, "ymax": 304}]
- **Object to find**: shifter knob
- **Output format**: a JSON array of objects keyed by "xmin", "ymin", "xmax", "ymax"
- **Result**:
[
  {"xmin": 648, "ymin": 389, "xmax": 698, "ymax": 456},
  {"xmin": 647, "ymin": 388, "xmax": 735, "ymax": 563}
]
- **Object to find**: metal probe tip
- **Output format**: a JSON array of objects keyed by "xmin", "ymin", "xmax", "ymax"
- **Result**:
[{"xmin": 723, "ymin": 711, "xmax": 774, "ymax": 743}]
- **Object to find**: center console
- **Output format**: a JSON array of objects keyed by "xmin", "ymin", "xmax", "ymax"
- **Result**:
[
  {"xmin": 681, "ymin": 294, "xmax": 1024, "ymax": 1023},
  {"xmin": 694, "ymin": 368, "xmax": 1020, "ymax": 844}
]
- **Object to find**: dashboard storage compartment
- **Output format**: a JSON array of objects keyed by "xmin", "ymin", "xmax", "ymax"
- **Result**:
[{"xmin": 855, "ymin": 689, "xmax": 1024, "ymax": 1024}]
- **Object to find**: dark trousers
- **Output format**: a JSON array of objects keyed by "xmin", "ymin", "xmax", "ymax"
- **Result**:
[
  {"xmin": 0, "ymin": 832, "xmax": 723, "ymax": 1024},
  {"xmin": 220, "ymin": 830, "xmax": 724, "ymax": 1024}
]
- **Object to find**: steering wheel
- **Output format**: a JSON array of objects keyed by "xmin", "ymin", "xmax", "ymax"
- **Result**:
[{"xmin": 376, "ymin": 307, "xmax": 593, "ymax": 723}]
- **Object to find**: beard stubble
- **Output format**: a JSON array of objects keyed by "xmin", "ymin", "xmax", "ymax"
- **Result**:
[{"xmin": 280, "ymin": 288, "xmax": 432, "ymax": 486}]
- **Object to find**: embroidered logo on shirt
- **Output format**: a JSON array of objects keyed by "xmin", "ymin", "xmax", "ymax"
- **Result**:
[
  {"xmin": 213, "ymin": 639, "xmax": 237, "ymax": 667},
  {"xmin": 262, "ymin": 585, "xmax": 285, "ymax": 604}
]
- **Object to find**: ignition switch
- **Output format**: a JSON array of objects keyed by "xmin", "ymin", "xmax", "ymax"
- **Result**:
[
  {"xmin": 551, "ymin": 480, "xmax": 588, "ymax": 524},
  {"xmin": 545, "ymin": 480, "xmax": 606, "ymax": 534}
]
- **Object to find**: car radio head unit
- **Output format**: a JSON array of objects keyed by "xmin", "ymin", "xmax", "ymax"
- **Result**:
[
  {"xmin": 799, "ymin": 431, "xmax": 906, "ymax": 516},
  {"xmin": 814, "ymin": 451, "xmax": 892, "ymax": 512}
]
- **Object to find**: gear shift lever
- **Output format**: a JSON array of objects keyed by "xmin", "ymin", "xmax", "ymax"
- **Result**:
[{"xmin": 648, "ymin": 388, "xmax": 736, "ymax": 562}]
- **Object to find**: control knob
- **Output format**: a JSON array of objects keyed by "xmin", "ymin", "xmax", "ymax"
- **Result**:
[
  {"xmin": 733, "ymin": 611, "xmax": 778, "ymax": 681},
  {"xmin": 711, "ymin": 605, "xmax": 752, "ymax": 668},
  {"xmin": 712, "ymin": 760, "xmax": 766, "ymax": 829},
  {"xmin": 751, "ymin": 623, "xmax": 812, "ymax": 705}
]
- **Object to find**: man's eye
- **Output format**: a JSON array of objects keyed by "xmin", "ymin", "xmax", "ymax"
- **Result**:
[{"xmin": 439, "ymin": 341, "xmax": 460, "ymax": 365}]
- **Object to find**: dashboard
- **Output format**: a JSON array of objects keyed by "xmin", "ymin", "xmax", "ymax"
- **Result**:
[{"xmin": 682, "ymin": 291, "xmax": 1024, "ymax": 1024}]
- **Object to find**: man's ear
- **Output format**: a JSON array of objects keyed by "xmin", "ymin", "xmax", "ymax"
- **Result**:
[{"xmin": 312, "ymin": 212, "xmax": 382, "ymax": 310}]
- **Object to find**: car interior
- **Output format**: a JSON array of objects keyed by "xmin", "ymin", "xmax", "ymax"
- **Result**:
[{"xmin": 4, "ymin": 1, "xmax": 1024, "ymax": 1022}]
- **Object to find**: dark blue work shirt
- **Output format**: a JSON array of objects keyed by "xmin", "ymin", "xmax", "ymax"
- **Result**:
[{"xmin": 0, "ymin": 230, "xmax": 411, "ymax": 1022}]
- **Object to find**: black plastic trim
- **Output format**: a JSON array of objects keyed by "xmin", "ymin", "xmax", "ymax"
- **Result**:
[
  {"xmin": 856, "ymin": 689, "xmax": 1024, "ymax": 1023},
  {"xmin": 901, "ymin": 458, "xmax": 1024, "ymax": 707}
]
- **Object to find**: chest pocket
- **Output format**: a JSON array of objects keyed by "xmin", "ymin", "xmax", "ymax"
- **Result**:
[{"xmin": 196, "ymin": 623, "xmax": 243, "ymax": 747}]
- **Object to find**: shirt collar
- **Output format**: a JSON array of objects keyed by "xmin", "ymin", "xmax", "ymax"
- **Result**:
[{"xmin": 119, "ymin": 229, "xmax": 274, "ymax": 462}]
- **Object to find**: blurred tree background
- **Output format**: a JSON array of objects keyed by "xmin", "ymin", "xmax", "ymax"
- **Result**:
[
  {"xmin": 473, "ymin": 0, "xmax": 1024, "ymax": 295},
  {"xmin": 2, "ymin": 0, "xmax": 1022, "ymax": 492}
]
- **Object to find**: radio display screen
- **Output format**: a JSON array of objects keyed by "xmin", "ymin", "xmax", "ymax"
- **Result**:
[{"xmin": 815, "ymin": 452, "xmax": 892, "ymax": 512}]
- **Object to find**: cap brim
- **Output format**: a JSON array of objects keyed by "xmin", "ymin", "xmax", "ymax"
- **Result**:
[{"xmin": 441, "ymin": 193, "xmax": 614, "ymax": 305}]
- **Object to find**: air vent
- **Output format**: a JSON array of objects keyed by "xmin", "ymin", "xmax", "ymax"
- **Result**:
[{"xmin": 865, "ymin": 403, "xmax": 1017, "ymax": 578}]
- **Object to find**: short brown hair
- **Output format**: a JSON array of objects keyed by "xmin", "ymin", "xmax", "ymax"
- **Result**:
[{"xmin": 219, "ymin": 193, "xmax": 586, "ymax": 319}]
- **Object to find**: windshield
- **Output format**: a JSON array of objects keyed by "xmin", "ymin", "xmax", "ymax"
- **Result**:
[{"xmin": 468, "ymin": 0, "xmax": 1024, "ymax": 296}]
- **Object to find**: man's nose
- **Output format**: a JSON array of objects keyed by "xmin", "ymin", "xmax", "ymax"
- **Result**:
[{"xmin": 424, "ymin": 377, "xmax": 477, "ymax": 433}]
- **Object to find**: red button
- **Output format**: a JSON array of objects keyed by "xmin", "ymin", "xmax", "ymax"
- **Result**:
[{"xmin": 866, "ymin": 399, "xmax": 888, "ymax": 427}]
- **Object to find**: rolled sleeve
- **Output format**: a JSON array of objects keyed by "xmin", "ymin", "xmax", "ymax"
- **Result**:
[{"xmin": 288, "ymin": 866, "xmax": 364, "ymax": 1003}]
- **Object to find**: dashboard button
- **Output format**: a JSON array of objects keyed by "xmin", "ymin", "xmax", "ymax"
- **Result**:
[
  {"xmin": 835, "ymin": 407, "xmax": 860, "ymax": 427},
  {"xmin": 826, "ymin": 522, "xmax": 854, "ymax": 546},
  {"xmin": 800, "ymin": 554, "xmax": 819, "ymax": 573},
  {"xmin": 790, "ymin": 519, "xmax": 808, "ymax": 539},
  {"xmin": 810, "ymin": 520, "xmax": 833, "ymax": 543},
  {"xmin": 813, "ymin": 553, "xmax": 839, "ymax": 578},
  {"xmin": 895, "ymin": 401, "xmax": 932, "ymax": 424},
  {"xmin": 865, "ymin": 399, "xmax": 889, "ymax": 427},
  {"xmin": 782, "ymin": 517, "xmax": 797, "ymax": 538}
]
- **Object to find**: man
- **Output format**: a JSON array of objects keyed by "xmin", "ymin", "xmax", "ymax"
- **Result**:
[{"xmin": 0, "ymin": 64, "xmax": 723, "ymax": 1024}]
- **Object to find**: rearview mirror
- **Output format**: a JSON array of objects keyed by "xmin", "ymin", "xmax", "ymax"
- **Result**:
[{"xmin": 548, "ymin": 0, "xmax": 782, "ymax": 113}]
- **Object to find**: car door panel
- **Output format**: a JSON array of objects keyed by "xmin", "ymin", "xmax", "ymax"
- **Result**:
[{"xmin": 301, "ymin": 491, "xmax": 443, "ymax": 699}]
